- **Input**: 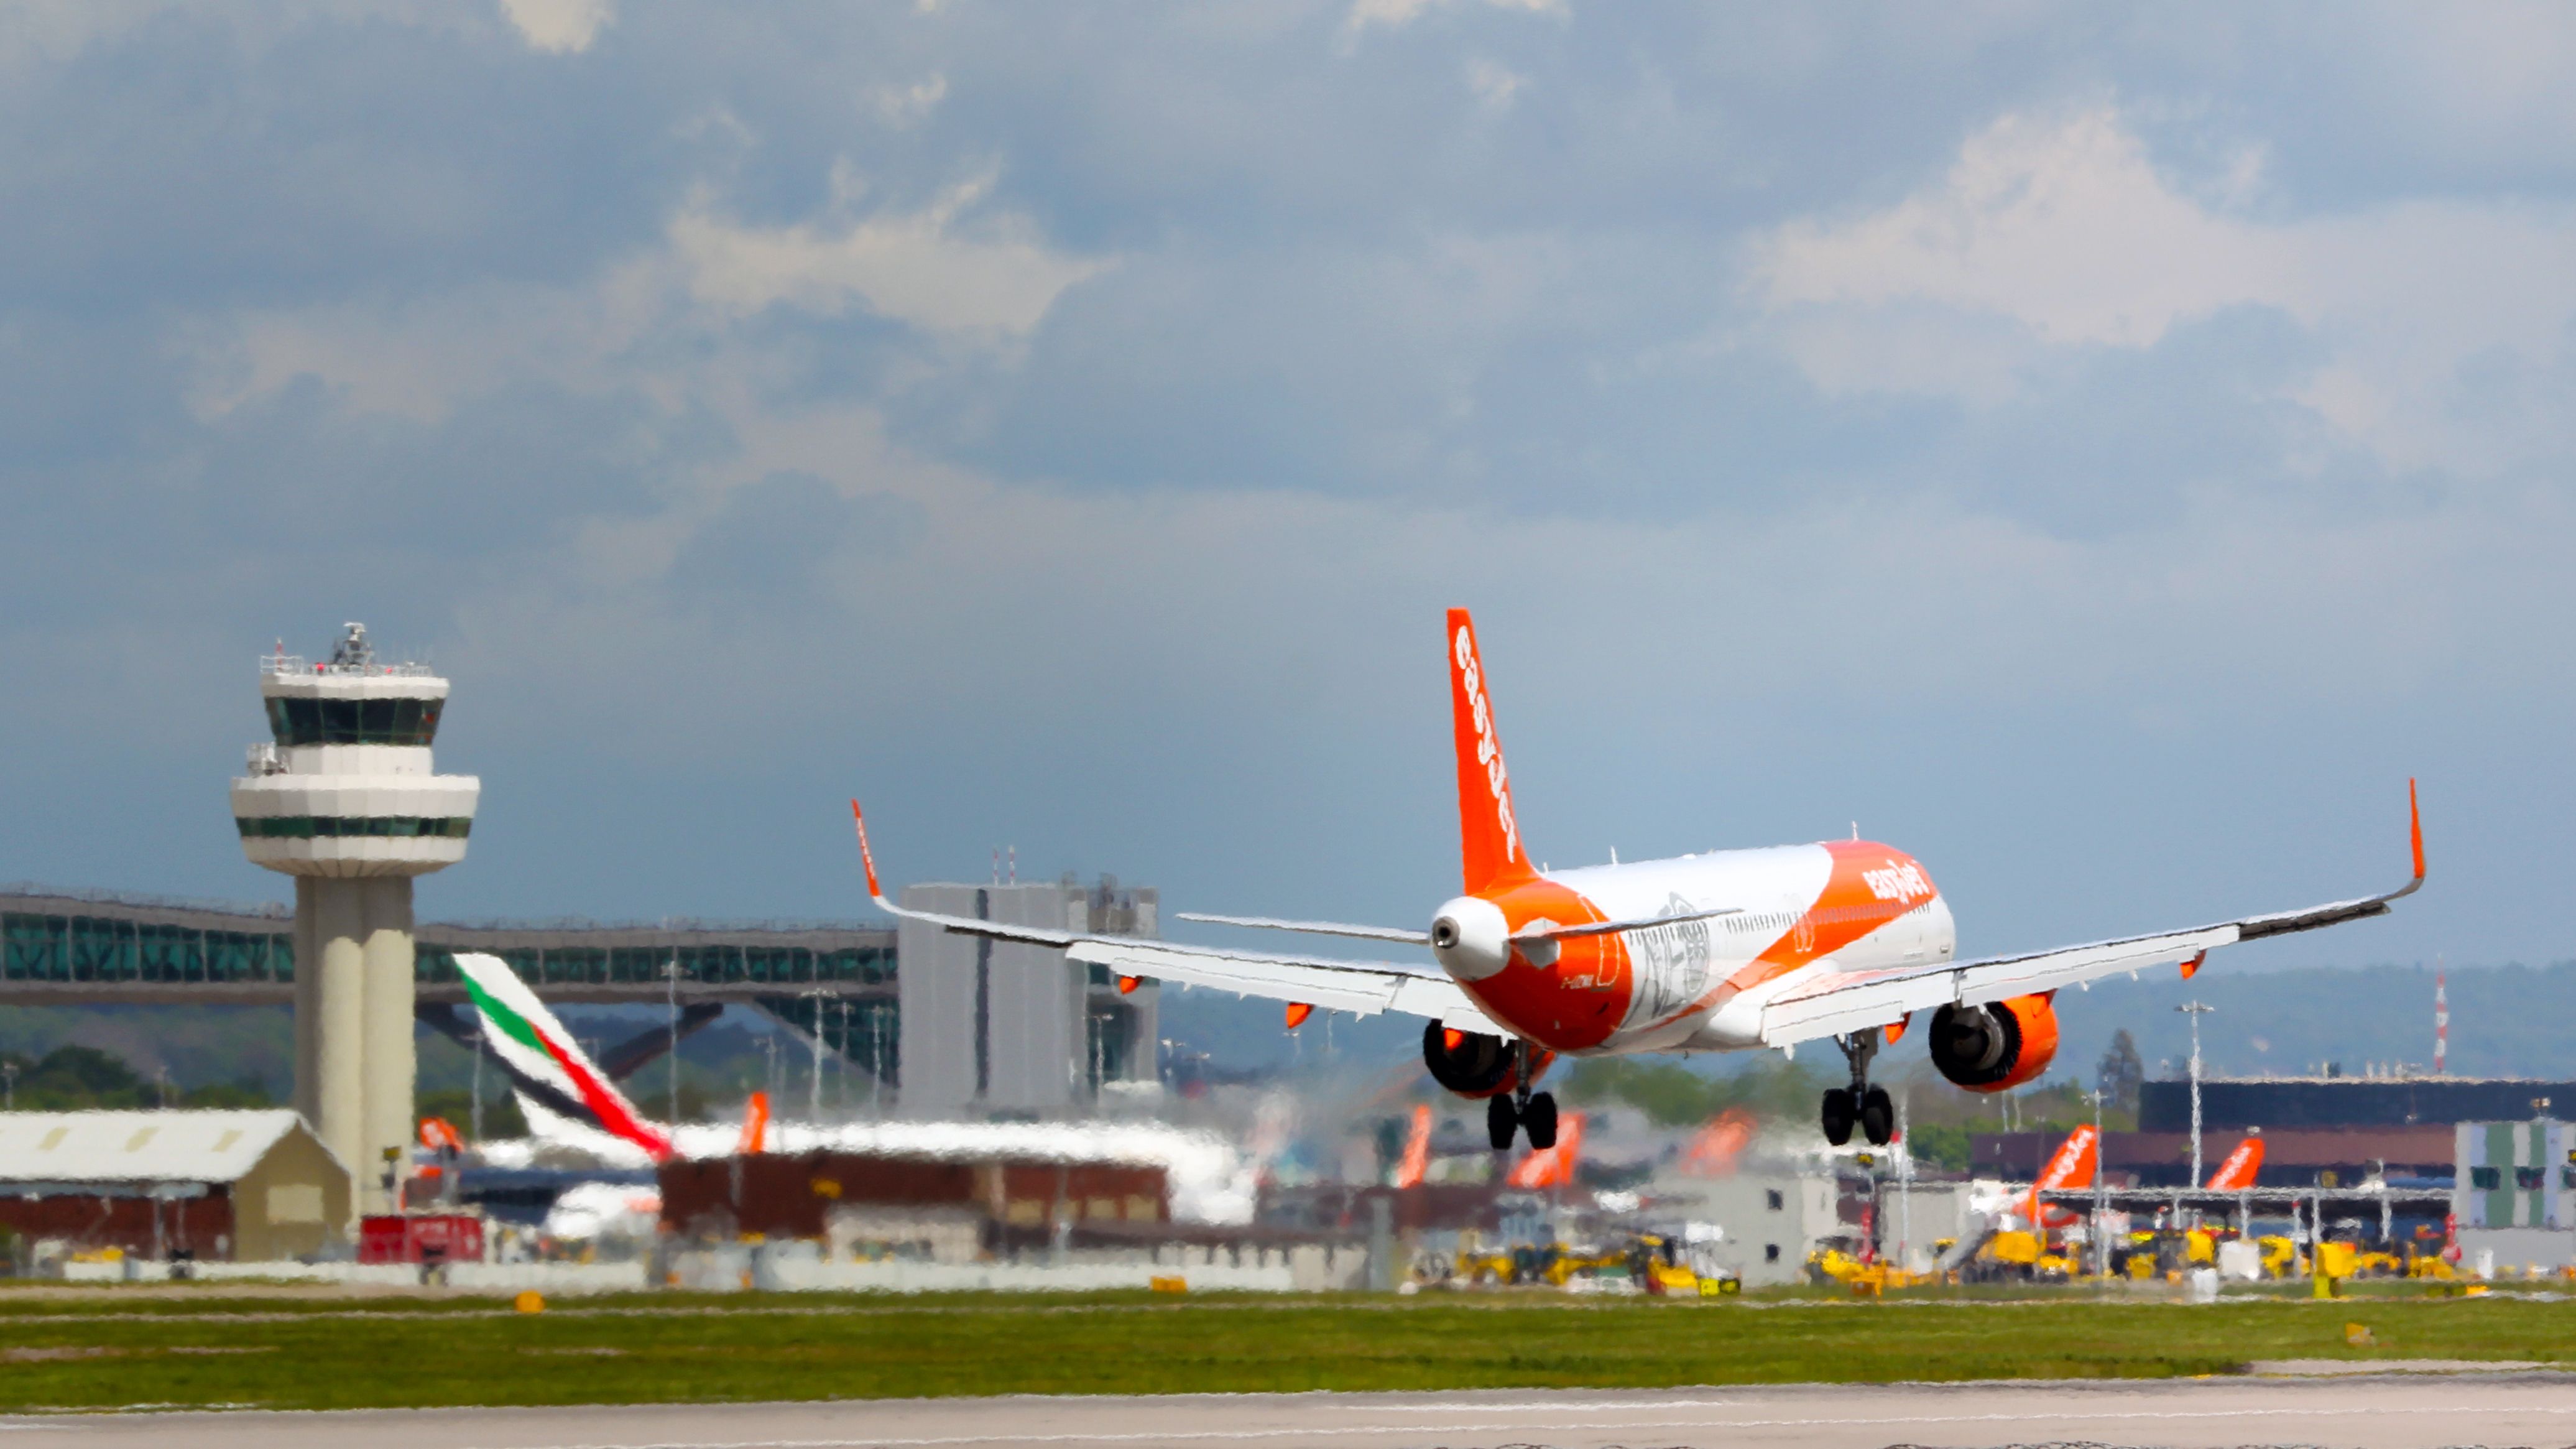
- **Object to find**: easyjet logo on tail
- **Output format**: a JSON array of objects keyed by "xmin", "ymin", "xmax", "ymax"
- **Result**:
[{"xmin": 1456, "ymin": 623, "xmax": 1521, "ymax": 869}]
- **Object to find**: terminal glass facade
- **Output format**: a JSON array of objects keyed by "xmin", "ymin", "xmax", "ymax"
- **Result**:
[
  {"xmin": 2, "ymin": 909, "xmax": 294, "ymax": 985},
  {"xmin": 264, "ymin": 695, "xmax": 443, "ymax": 748},
  {"xmin": 414, "ymin": 942, "xmax": 893, "ymax": 990}
]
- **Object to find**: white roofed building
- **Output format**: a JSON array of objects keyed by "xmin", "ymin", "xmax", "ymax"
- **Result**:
[{"xmin": 0, "ymin": 1109, "xmax": 351, "ymax": 1262}]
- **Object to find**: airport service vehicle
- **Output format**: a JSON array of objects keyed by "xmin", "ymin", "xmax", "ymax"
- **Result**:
[{"xmin": 855, "ymin": 609, "xmax": 2424, "ymax": 1152}]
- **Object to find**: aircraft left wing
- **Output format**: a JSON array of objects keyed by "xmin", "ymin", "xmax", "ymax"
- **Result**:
[
  {"xmin": 1758, "ymin": 780, "xmax": 2424, "ymax": 1047},
  {"xmin": 852, "ymin": 803, "xmax": 1505, "ymax": 1036}
]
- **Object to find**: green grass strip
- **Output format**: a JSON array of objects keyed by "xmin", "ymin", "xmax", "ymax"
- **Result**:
[{"xmin": 0, "ymin": 1289, "xmax": 2565, "ymax": 1412}]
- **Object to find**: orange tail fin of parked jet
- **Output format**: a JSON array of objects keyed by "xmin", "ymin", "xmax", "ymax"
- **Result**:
[
  {"xmin": 1505, "ymin": 1111, "xmax": 1585, "ymax": 1190},
  {"xmin": 1392, "ymin": 1104, "xmax": 1433, "ymax": 1189},
  {"xmin": 849, "ymin": 610, "xmax": 2425, "ymax": 1151},
  {"xmin": 2020, "ymin": 1124, "xmax": 2100, "ymax": 1229},
  {"xmin": 2205, "ymin": 1134, "xmax": 2264, "ymax": 1191}
]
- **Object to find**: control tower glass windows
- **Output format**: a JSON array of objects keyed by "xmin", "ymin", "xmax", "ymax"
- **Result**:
[
  {"xmin": 234, "ymin": 816, "xmax": 473, "ymax": 839},
  {"xmin": 264, "ymin": 695, "xmax": 442, "ymax": 748}
]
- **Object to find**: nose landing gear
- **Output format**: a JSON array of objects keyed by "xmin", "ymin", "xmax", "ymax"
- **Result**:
[
  {"xmin": 1821, "ymin": 1030, "xmax": 1895, "ymax": 1147},
  {"xmin": 1486, "ymin": 1040, "xmax": 1559, "ymax": 1151}
]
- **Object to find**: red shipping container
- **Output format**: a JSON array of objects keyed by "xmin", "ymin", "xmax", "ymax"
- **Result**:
[{"xmin": 358, "ymin": 1213, "xmax": 486, "ymax": 1265}]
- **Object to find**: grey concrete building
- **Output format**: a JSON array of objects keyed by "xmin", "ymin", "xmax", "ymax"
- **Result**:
[{"xmin": 897, "ymin": 878, "xmax": 1160, "ymax": 1118}]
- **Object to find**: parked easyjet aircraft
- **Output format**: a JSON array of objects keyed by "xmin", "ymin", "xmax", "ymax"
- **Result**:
[
  {"xmin": 854, "ymin": 609, "xmax": 2424, "ymax": 1153},
  {"xmin": 2018, "ymin": 1124, "xmax": 2099, "ymax": 1229},
  {"xmin": 2205, "ymin": 1133, "xmax": 2265, "ymax": 1192}
]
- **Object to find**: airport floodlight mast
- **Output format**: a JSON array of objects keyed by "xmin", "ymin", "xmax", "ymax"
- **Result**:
[
  {"xmin": 2177, "ymin": 1000, "xmax": 2215, "ymax": 1187},
  {"xmin": 2435, "ymin": 962, "xmax": 2449, "ymax": 1074},
  {"xmin": 231, "ymin": 623, "xmax": 479, "ymax": 1221},
  {"xmin": 2083, "ymin": 1086, "xmax": 2110, "ymax": 1283}
]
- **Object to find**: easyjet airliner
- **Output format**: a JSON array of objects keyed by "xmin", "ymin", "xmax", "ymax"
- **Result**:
[{"xmin": 856, "ymin": 609, "xmax": 2423, "ymax": 1152}]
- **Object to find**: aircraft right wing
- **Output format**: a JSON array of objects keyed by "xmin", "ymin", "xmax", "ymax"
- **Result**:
[{"xmin": 1758, "ymin": 780, "xmax": 2426, "ymax": 1047}]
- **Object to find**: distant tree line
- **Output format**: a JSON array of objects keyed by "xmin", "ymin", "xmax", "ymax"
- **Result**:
[{"xmin": 0, "ymin": 1045, "xmax": 272, "ymax": 1111}]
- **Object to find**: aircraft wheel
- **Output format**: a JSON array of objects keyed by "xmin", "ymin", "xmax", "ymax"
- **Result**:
[
  {"xmin": 1487, "ymin": 1093, "xmax": 1518, "ymax": 1150},
  {"xmin": 1859, "ymin": 1086, "xmax": 1895, "ymax": 1147},
  {"xmin": 1821, "ymin": 1088, "xmax": 1856, "ymax": 1147},
  {"xmin": 1523, "ymin": 1092, "xmax": 1559, "ymax": 1150}
]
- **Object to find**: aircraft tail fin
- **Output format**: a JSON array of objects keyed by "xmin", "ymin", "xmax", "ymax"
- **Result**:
[
  {"xmin": 455, "ymin": 951, "xmax": 677, "ymax": 1163},
  {"xmin": 2205, "ymin": 1132, "xmax": 2264, "ymax": 1191},
  {"xmin": 1447, "ymin": 608, "xmax": 1536, "ymax": 894},
  {"xmin": 2018, "ymin": 1124, "xmax": 2098, "ymax": 1228},
  {"xmin": 1507, "ymin": 1111, "xmax": 1586, "ymax": 1189},
  {"xmin": 1393, "ymin": 1103, "xmax": 1433, "ymax": 1188}
]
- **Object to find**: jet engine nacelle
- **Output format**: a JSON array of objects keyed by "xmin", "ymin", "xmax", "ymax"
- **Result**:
[
  {"xmin": 1421, "ymin": 1020, "xmax": 1553, "ymax": 1100},
  {"xmin": 1928, "ymin": 994, "xmax": 2059, "ymax": 1093}
]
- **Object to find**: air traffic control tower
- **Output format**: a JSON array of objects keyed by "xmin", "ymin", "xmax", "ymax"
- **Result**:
[{"xmin": 233, "ymin": 624, "xmax": 478, "ymax": 1215}]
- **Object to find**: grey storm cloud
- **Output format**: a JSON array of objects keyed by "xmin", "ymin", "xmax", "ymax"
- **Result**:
[{"xmin": 0, "ymin": 1, "xmax": 2571, "ymax": 981}]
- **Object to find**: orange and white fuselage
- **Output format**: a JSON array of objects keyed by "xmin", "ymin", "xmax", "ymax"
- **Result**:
[{"xmin": 1433, "ymin": 843, "xmax": 1957, "ymax": 1056}]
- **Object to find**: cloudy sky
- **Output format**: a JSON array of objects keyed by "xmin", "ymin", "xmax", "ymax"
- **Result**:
[{"xmin": 2, "ymin": 1, "xmax": 2570, "ymax": 976}]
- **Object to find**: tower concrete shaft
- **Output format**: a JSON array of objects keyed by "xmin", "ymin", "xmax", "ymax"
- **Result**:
[{"xmin": 235, "ymin": 624, "xmax": 478, "ymax": 1223}]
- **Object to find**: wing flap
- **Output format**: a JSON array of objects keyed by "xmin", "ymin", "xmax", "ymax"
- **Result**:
[
  {"xmin": 1069, "ymin": 938, "xmax": 1503, "ymax": 1036},
  {"xmin": 1173, "ymin": 912, "xmax": 1430, "ymax": 945}
]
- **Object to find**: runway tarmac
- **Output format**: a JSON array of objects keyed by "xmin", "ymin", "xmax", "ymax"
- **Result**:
[{"xmin": 6, "ymin": 1373, "xmax": 2574, "ymax": 1449}]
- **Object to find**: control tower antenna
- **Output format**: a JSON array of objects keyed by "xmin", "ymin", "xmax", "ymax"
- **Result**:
[{"xmin": 231, "ymin": 623, "xmax": 480, "ymax": 1224}]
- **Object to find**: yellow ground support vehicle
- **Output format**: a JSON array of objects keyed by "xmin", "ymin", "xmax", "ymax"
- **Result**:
[
  {"xmin": 1544, "ymin": 1245, "xmax": 1627, "ymax": 1286},
  {"xmin": 1989, "ymin": 1231, "xmax": 2042, "ymax": 1267},
  {"xmin": 2258, "ymin": 1235, "xmax": 2300, "ymax": 1277},
  {"xmin": 1808, "ymin": 1246, "xmax": 1867, "ymax": 1285}
]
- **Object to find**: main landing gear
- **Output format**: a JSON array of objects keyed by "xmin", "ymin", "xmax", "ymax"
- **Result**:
[
  {"xmin": 1487, "ymin": 1040, "xmax": 1559, "ymax": 1151},
  {"xmin": 1821, "ymin": 1030, "xmax": 1895, "ymax": 1148}
]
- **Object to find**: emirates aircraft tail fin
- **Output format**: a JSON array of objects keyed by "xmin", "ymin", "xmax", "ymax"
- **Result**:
[
  {"xmin": 456, "ymin": 951, "xmax": 676, "ymax": 1163},
  {"xmin": 1447, "ymin": 608, "xmax": 1536, "ymax": 894}
]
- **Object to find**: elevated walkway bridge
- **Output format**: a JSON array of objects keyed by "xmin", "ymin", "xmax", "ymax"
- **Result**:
[{"xmin": 0, "ymin": 887, "xmax": 897, "ymax": 1084}]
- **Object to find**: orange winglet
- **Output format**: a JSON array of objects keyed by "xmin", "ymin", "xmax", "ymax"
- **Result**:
[
  {"xmin": 739, "ymin": 1090, "xmax": 770, "ymax": 1155},
  {"xmin": 1285, "ymin": 1002, "xmax": 1314, "ymax": 1030},
  {"xmin": 2409, "ymin": 777, "xmax": 2425, "ymax": 882},
  {"xmin": 2180, "ymin": 951, "xmax": 2205, "ymax": 981},
  {"xmin": 1884, "ymin": 1012, "xmax": 1910, "ymax": 1045},
  {"xmin": 1117, "ymin": 975, "xmax": 1142, "ymax": 995},
  {"xmin": 849, "ymin": 800, "xmax": 883, "ymax": 899}
]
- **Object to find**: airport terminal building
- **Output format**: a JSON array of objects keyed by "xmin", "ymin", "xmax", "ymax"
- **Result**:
[{"xmin": 0, "ymin": 879, "xmax": 1161, "ymax": 1118}]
